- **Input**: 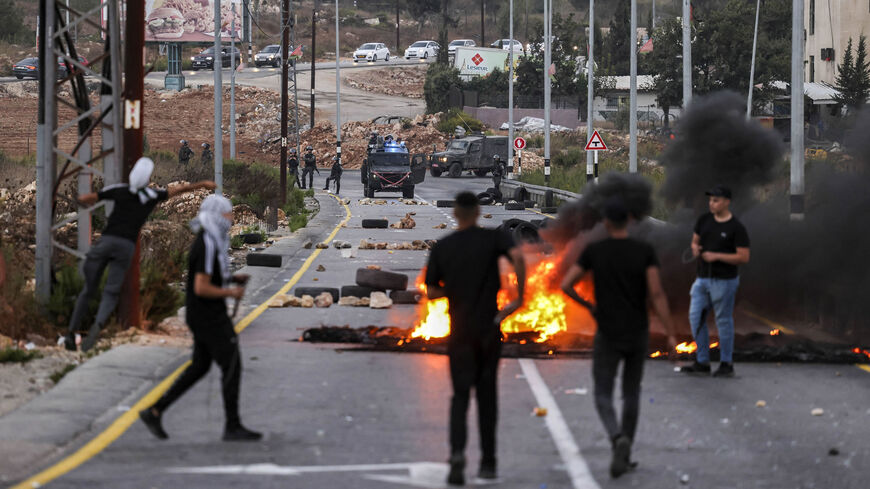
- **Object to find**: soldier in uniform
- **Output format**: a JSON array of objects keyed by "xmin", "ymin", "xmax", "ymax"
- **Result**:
[
  {"xmin": 178, "ymin": 140, "xmax": 194, "ymax": 166},
  {"xmin": 301, "ymin": 145, "xmax": 319, "ymax": 189},
  {"xmin": 201, "ymin": 143, "xmax": 214, "ymax": 166},
  {"xmin": 323, "ymin": 156, "xmax": 343, "ymax": 194},
  {"xmin": 288, "ymin": 148, "xmax": 301, "ymax": 188}
]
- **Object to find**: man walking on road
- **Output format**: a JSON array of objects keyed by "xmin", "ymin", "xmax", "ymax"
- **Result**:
[
  {"xmin": 425, "ymin": 192, "xmax": 527, "ymax": 485},
  {"xmin": 561, "ymin": 198, "xmax": 677, "ymax": 479},
  {"xmin": 323, "ymin": 156, "xmax": 343, "ymax": 194},
  {"xmin": 288, "ymin": 148, "xmax": 301, "ymax": 188},
  {"xmin": 178, "ymin": 140, "xmax": 193, "ymax": 166},
  {"xmin": 681, "ymin": 185, "xmax": 750, "ymax": 377},
  {"xmin": 140, "ymin": 195, "xmax": 261, "ymax": 442},
  {"xmin": 64, "ymin": 158, "xmax": 215, "ymax": 352},
  {"xmin": 300, "ymin": 145, "xmax": 319, "ymax": 189}
]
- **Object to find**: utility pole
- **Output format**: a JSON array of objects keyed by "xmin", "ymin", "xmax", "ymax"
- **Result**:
[
  {"xmin": 246, "ymin": 0, "xmax": 253, "ymax": 65},
  {"xmin": 214, "ymin": 0, "xmax": 224, "ymax": 193},
  {"xmin": 507, "ymin": 0, "xmax": 514, "ymax": 179},
  {"xmin": 629, "ymin": 0, "xmax": 638, "ymax": 173},
  {"xmin": 682, "ymin": 0, "xmax": 692, "ymax": 108},
  {"xmin": 230, "ymin": 15, "xmax": 237, "ymax": 159},
  {"xmin": 311, "ymin": 0, "xmax": 317, "ymax": 128},
  {"xmin": 480, "ymin": 0, "xmax": 485, "ymax": 46},
  {"xmin": 396, "ymin": 0, "xmax": 400, "ymax": 53},
  {"xmin": 790, "ymin": 0, "xmax": 804, "ymax": 220},
  {"xmin": 120, "ymin": 0, "xmax": 146, "ymax": 328},
  {"xmin": 336, "ymin": 0, "xmax": 342, "ymax": 167},
  {"xmin": 543, "ymin": 0, "xmax": 551, "ymax": 187},
  {"xmin": 281, "ymin": 0, "xmax": 290, "ymax": 204},
  {"xmin": 747, "ymin": 0, "xmax": 761, "ymax": 119},
  {"xmin": 586, "ymin": 0, "xmax": 595, "ymax": 184},
  {"xmin": 652, "ymin": 0, "xmax": 655, "ymax": 30}
]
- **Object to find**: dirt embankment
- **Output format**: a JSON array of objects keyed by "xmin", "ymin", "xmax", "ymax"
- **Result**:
[{"xmin": 344, "ymin": 65, "xmax": 426, "ymax": 99}]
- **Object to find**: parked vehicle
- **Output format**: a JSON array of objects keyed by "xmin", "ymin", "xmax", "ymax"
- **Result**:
[
  {"xmin": 191, "ymin": 46, "xmax": 241, "ymax": 70},
  {"xmin": 404, "ymin": 40, "xmax": 439, "ymax": 60},
  {"xmin": 353, "ymin": 43, "xmax": 390, "ymax": 63},
  {"xmin": 254, "ymin": 45, "xmax": 282, "ymax": 67},
  {"xmin": 428, "ymin": 135, "xmax": 508, "ymax": 178},
  {"xmin": 447, "ymin": 39, "xmax": 476, "ymax": 58},
  {"xmin": 360, "ymin": 141, "xmax": 426, "ymax": 197},
  {"xmin": 490, "ymin": 39, "xmax": 524, "ymax": 55}
]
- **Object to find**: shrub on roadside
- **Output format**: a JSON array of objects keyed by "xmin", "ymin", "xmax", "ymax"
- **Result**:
[
  {"xmin": 423, "ymin": 63, "xmax": 462, "ymax": 114},
  {"xmin": 0, "ymin": 348, "xmax": 41, "ymax": 364},
  {"xmin": 436, "ymin": 108, "xmax": 484, "ymax": 135},
  {"xmin": 140, "ymin": 252, "xmax": 185, "ymax": 329}
]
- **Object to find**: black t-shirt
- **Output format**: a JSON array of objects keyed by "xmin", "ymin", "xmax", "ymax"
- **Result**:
[
  {"xmin": 186, "ymin": 232, "xmax": 228, "ymax": 325},
  {"xmin": 694, "ymin": 213, "xmax": 750, "ymax": 279},
  {"xmin": 425, "ymin": 227, "xmax": 514, "ymax": 340},
  {"xmin": 579, "ymin": 238, "xmax": 659, "ymax": 348},
  {"xmin": 330, "ymin": 163, "xmax": 343, "ymax": 177},
  {"xmin": 98, "ymin": 185, "xmax": 169, "ymax": 242}
]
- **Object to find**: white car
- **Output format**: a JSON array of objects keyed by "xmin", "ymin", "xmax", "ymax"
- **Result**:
[
  {"xmin": 353, "ymin": 43, "xmax": 390, "ymax": 63},
  {"xmin": 447, "ymin": 39, "xmax": 476, "ymax": 57},
  {"xmin": 490, "ymin": 39, "xmax": 524, "ymax": 56},
  {"xmin": 404, "ymin": 40, "xmax": 439, "ymax": 60}
]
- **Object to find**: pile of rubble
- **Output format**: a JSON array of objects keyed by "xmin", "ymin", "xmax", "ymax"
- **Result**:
[
  {"xmin": 344, "ymin": 66, "xmax": 426, "ymax": 99},
  {"xmin": 390, "ymin": 212, "xmax": 416, "ymax": 229},
  {"xmin": 296, "ymin": 114, "xmax": 447, "ymax": 170},
  {"xmin": 358, "ymin": 239, "xmax": 434, "ymax": 250}
]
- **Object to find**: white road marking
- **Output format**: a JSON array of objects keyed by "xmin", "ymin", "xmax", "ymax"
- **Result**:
[
  {"xmin": 167, "ymin": 461, "xmax": 441, "ymax": 476},
  {"xmin": 518, "ymin": 358, "xmax": 601, "ymax": 489}
]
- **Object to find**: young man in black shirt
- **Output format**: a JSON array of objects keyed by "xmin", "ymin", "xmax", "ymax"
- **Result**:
[
  {"xmin": 425, "ymin": 192, "xmax": 527, "ymax": 485},
  {"xmin": 681, "ymin": 185, "xmax": 750, "ymax": 377},
  {"xmin": 561, "ymin": 198, "xmax": 676, "ymax": 479},
  {"xmin": 65, "ymin": 157, "xmax": 215, "ymax": 351},
  {"xmin": 139, "ymin": 195, "xmax": 261, "ymax": 442}
]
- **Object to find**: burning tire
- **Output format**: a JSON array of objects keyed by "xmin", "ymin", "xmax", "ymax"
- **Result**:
[
  {"xmin": 436, "ymin": 200, "xmax": 454, "ymax": 208},
  {"xmin": 390, "ymin": 290, "xmax": 423, "ymax": 304},
  {"xmin": 356, "ymin": 268, "xmax": 409, "ymax": 291},
  {"xmin": 295, "ymin": 287, "xmax": 340, "ymax": 302},
  {"xmin": 362, "ymin": 218, "xmax": 389, "ymax": 229},
  {"xmin": 341, "ymin": 285, "xmax": 380, "ymax": 297},
  {"xmin": 512, "ymin": 222, "xmax": 541, "ymax": 244},
  {"xmin": 505, "ymin": 202, "xmax": 525, "ymax": 211}
]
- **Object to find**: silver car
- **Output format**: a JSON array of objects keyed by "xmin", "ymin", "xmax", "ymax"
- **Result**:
[{"xmin": 254, "ymin": 45, "xmax": 282, "ymax": 67}]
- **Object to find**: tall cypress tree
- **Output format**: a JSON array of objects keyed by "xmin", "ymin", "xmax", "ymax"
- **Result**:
[{"xmin": 834, "ymin": 36, "xmax": 870, "ymax": 110}]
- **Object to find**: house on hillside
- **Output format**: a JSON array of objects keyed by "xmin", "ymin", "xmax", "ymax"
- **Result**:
[{"xmin": 591, "ymin": 75, "xmax": 676, "ymax": 125}]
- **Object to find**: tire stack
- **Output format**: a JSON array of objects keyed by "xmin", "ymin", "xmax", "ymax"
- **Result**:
[{"xmin": 335, "ymin": 268, "xmax": 423, "ymax": 305}]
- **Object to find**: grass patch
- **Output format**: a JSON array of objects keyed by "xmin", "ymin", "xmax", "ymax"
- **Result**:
[
  {"xmin": 288, "ymin": 213, "xmax": 308, "ymax": 232},
  {"xmin": 50, "ymin": 364, "xmax": 77, "ymax": 384},
  {"xmin": 0, "ymin": 348, "xmax": 41, "ymax": 364}
]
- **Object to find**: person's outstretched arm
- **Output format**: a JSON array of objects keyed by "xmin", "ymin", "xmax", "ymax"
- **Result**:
[
  {"xmin": 168, "ymin": 180, "xmax": 217, "ymax": 198},
  {"xmin": 495, "ymin": 247, "xmax": 527, "ymax": 323},
  {"xmin": 560, "ymin": 263, "xmax": 595, "ymax": 313}
]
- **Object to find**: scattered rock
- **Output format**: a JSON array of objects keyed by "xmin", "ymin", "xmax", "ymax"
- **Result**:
[
  {"xmin": 756, "ymin": 400, "xmax": 767, "ymax": 408},
  {"xmin": 366, "ymin": 265, "xmax": 382, "ymax": 270},
  {"xmin": 483, "ymin": 214, "xmax": 492, "ymax": 218},
  {"xmin": 358, "ymin": 297, "xmax": 371, "ymax": 307},
  {"xmin": 811, "ymin": 408, "xmax": 824, "ymax": 416},
  {"xmin": 300, "ymin": 295, "xmax": 315, "ymax": 308},
  {"xmin": 390, "ymin": 213, "xmax": 416, "ymax": 229},
  {"xmin": 303, "ymin": 240, "xmax": 313, "ymax": 249},
  {"xmin": 267, "ymin": 295, "xmax": 294, "ymax": 308},
  {"xmin": 332, "ymin": 240, "xmax": 352, "ymax": 249},
  {"xmin": 433, "ymin": 223, "xmax": 447, "ymax": 229},
  {"xmin": 314, "ymin": 292, "xmax": 334, "ymax": 308},
  {"xmin": 828, "ymin": 448, "xmax": 840, "ymax": 456},
  {"xmin": 680, "ymin": 473, "xmax": 690, "ymax": 485},
  {"xmin": 315, "ymin": 242, "xmax": 329, "ymax": 249},
  {"xmin": 339, "ymin": 296, "xmax": 361, "ymax": 306},
  {"xmin": 369, "ymin": 291, "xmax": 393, "ymax": 309},
  {"xmin": 533, "ymin": 407, "xmax": 548, "ymax": 417},
  {"xmin": 316, "ymin": 264, "xmax": 326, "ymax": 272}
]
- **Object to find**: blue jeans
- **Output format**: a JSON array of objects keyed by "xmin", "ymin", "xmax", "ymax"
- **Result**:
[{"xmin": 688, "ymin": 277, "xmax": 740, "ymax": 364}]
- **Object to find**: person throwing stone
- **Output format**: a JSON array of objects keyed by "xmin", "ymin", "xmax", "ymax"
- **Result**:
[
  {"xmin": 139, "ymin": 195, "xmax": 261, "ymax": 442},
  {"xmin": 424, "ymin": 191, "xmax": 527, "ymax": 485},
  {"xmin": 681, "ymin": 185, "xmax": 750, "ymax": 377},
  {"xmin": 561, "ymin": 198, "xmax": 676, "ymax": 479},
  {"xmin": 65, "ymin": 158, "xmax": 215, "ymax": 351}
]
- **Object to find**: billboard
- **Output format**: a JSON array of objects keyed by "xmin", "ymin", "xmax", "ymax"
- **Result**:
[
  {"xmin": 453, "ymin": 47, "xmax": 517, "ymax": 81},
  {"xmin": 145, "ymin": 0, "xmax": 241, "ymax": 43}
]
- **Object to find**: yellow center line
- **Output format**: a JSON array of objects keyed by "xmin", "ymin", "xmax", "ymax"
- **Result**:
[
  {"xmin": 11, "ymin": 193, "xmax": 352, "ymax": 489},
  {"xmin": 742, "ymin": 309, "xmax": 795, "ymax": 335},
  {"xmin": 858, "ymin": 365, "xmax": 870, "ymax": 374},
  {"xmin": 526, "ymin": 208, "xmax": 555, "ymax": 219}
]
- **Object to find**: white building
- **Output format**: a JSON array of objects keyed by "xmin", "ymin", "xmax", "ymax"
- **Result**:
[
  {"xmin": 591, "ymin": 75, "xmax": 678, "ymax": 124},
  {"xmin": 804, "ymin": 0, "xmax": 870, "ymax": 85}
]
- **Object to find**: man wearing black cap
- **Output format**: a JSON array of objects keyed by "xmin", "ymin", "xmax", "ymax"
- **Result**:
[
  {"xmin": 561, "ymin": 197, "xmax": 676, "ymax": 479},
  {"xmin": 681, "ymin": 185, "xmax": 750, "ymax": 378},
  {"xmin": 425, "ymin": 191, "xmax": 527, "ymax": 485}
]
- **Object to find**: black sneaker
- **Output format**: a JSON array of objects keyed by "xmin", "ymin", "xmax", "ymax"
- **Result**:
[
  {"xmin": 447, "ymin": 453, "xmax": 465, "ymax": 485},
  {"xmin": 80, "ymin": 323, "xmax": 102, "ymax": 352},
  {"xmin": 713, "ymin": 362, "xmax": 735, "ymax": 378},
  {"xmin": 139, "ymin": 408, "xmax": 168, "ymax": 440},
  {"xmin": 610, "ymin": 435, "xmax": 631, "ymax": 478},
  {"xmin": 477, "ymin": 458, "xmax": 497, "ymax": 480},
  {"xmin": 63, "ymin": 332, "xmax": 77, "ymax": 352},
  {"xmin": 680, "ymin": 361, "xmax": 711, "ymax": 375},
  {"xmin": 223, "ymin": 423, "xmax": 263, "ymax": 441}
]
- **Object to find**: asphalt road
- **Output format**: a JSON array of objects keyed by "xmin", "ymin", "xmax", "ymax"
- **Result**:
[{"xmin": 17, "ymin": 172, "xmax": 870, "ymax": 489}]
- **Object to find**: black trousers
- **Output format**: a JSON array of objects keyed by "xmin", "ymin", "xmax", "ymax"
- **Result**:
[
  {"xmin": 289, "ymin": 168, "xmax": 301, "ymax": 188},
  {"xmin": 592, "ymin": 334, "xmax": 646, "ymax": 442},
  {"xmin": 153, "ymin": 315, "xmax": 241, "ymax": 427},
  {"xmin": 324, "ymin": 176, "xmax": 340, "ymax": 193},
  {"xmin": 448, "ymin": 333, "xmax": 501, "ymax": 461},
  {"xmin": 301, "ymin": 167, "xmax": 315, "ymax": 188}
]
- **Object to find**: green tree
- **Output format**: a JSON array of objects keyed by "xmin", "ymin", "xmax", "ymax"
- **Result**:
[
  {"xmin": 647, "ymin": 18, "xmax": 682, "ymax": 127},
  {"xmin": 834, "ymin": 36, "xmax": 870, "ymax": 111},
  {"xmin": 0, "ymin": 0, "xmax": 29, "ymax": 43},
  {"xmin": 423, "ymin": 62, "xmax": 462, "ymax": 113},
  {"xmin": 599, "ymin": 0, "xmax": 630, "ymax": 75}
]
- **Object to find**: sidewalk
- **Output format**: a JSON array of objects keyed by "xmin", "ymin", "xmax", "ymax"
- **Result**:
[{"xmin": 0, "ymin": 193, "xmax": 345, "ymax": 485}]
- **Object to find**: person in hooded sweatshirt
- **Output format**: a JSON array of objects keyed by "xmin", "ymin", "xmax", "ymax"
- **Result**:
[
  {"xmin": 139, "ymin": 195, "xmax": 262, "ymax": 442},
  {"xmin": 65, "ymin": 158, "xmax": 215, "ymax": 352}
]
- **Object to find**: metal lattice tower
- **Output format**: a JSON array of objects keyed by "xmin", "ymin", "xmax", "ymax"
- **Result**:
[
  {"xmin": 35, "ymin": 0, "xmax": 124, "ymax": 301},
  {"xmin": 288, "ymin": 1, "xmax": 301, "ymax": 155}
]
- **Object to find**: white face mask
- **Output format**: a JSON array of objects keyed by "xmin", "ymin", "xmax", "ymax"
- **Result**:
[{"xmin": 129, "ymin": 157, "xmax": 154, "ymax": 191}]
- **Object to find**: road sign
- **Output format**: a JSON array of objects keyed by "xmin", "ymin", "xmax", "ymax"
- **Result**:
[
  {"xmin": 584, "ymin": 130, "xmax": 607, "ymax": 151},
  {"xmin": 513, "ymin": 137, "xmax": 526, "ymax": 150}
]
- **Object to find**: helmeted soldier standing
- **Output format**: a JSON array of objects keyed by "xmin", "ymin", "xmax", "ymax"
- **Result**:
[
  {"xmin": 178, "ymin": 140, "xmax": 194, "ymax": 166},
  {"xmin": 323, "ymin": 156, "xmax": 343, "ymax": 194},
  {"xmin": 301, "ymin": 145, "xmax": 319, "ymax": 189},
  {"xmin": 288, "ymin": 148, "xmax": 302, "ymax": 188}
]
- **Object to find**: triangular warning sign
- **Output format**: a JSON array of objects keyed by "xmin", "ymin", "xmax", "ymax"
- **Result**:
[{"xmin": 585, "ymin": 130, "xmax": 607, "ymax": 151}]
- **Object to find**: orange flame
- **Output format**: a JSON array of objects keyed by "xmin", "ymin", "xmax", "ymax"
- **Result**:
[
  {"xmin": 675, "ymin": 341, "xmax": 719, "ymax": 354},
  {"xmin": 409, "ymin": 254, "xmax": 595, "ymax": 342},
  {"xmin": 769, "ymin": 329, "xmax": 781, "ymax": 336},
  {"xmin": 852, "ymin": 347, "xmax": 870, "ymax": 360}
]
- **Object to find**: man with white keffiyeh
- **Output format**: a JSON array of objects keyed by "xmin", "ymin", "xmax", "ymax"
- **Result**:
[
  {"xmin": 65, "ymin": 157, "xmax": 216, "ymax": 352},
  {"xmin": 139, "ymin": 195, "xmax": 262, "ymax": 442}
]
